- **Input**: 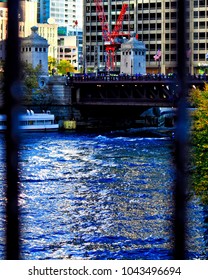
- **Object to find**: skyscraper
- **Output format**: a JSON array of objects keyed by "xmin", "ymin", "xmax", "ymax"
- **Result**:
[
  {"xmin": 83, "ymin": 0, "xmax": 208, "ymax": 75},
  {"xmin": 37, "ymin": 0, "xmax": 83, "ymax": 29}
]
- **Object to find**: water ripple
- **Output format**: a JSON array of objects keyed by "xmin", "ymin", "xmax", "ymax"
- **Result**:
[{"xmin": 0, "ymin": 132, "xmax": 207, "ymax": 259}]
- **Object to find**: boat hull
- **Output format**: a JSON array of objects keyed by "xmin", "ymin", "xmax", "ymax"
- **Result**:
[{"xmin": 0, "ymin": 113, "xmax": 59, "ymax": 132}]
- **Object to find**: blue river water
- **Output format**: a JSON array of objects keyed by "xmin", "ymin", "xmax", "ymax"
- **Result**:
[{"xmin": 0, "ymin": 131, "xmax": 207, "ymax": 260}]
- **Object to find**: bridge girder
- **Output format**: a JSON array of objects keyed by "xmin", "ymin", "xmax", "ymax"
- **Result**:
[{"xmin": 71, "ymin": 81, "xmax": 178, "ymax": 108}]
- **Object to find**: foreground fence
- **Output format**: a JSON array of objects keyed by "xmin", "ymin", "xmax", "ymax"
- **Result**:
[{"xmin": 3, "ymin": 0, "xmax": 188, "ymax": 260}]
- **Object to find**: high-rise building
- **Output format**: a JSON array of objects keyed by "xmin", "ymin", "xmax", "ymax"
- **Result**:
[
  {"xmin": 37, "ymin": 0, "xmax": 83, "ymax": 67},
  {"xmin": 83, "ymin": 0, "xmax": 208, "ymax": 75},
  {"xmin": 57, "ymin": 27, "xmax": 83, "ymax": 70},
  {"xmin": 37, "ymin": 0, "xmax": 83, "ymax": 28}
]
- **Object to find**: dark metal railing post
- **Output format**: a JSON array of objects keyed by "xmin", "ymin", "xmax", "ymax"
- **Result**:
[
  {"xmin": 174, "ymin": 0, "xmax": 188, "ymax": 259},
  {"xmin": 4, "ymin": 0, "xmax": 21, "ymax": 259}
]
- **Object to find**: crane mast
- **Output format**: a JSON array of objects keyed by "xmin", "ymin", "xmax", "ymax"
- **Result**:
[{"xmin": 94, "ymin": 1, "xmax": 128, "ymax": 71}]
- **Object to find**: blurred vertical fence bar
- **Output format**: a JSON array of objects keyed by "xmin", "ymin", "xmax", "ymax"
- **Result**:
[
  {"xmin": 4, "ymin": 0, "xmax": 21, "ymax": 259},
  {"xmin": 174, "ymin": 0, "xmax": 188, "ymax": 259}
]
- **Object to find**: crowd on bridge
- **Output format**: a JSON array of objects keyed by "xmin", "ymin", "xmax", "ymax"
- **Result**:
[{"xmin": 66, "ymin": 72, "xmax": 208, "ymax": 83}]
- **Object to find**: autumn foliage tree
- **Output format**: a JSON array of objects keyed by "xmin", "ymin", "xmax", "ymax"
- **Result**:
[
  {"xmin": 189, "ymin": 84, "xmax": 208, "ymax": 203},
  {"xmin": 56, "ymin": 59, "xmax": 75, "ymax": 75}
]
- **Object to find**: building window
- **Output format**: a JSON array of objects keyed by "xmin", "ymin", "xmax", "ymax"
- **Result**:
[
  {"xmin": 199, "ymin": 32, "xmax": 205, "ymax": 39},
  {"xmin": 194, "ymin": 54, "xmax": 198, "ymax": 61},
  {"xmin": 194, "ymin": 11, "xmax": 198, "ymax": 18},
  {"xmin": 194, "ymin": 33, "xmax": 198, "ymax": 40},
  {"xmin": 194, "ymin": 22, "xmax": 198, "ymax": 29},
  {"xmin": 199, "ymin": 22, "xmax": 205, "ymax": 29},
  {"xmin": 199, "ymin": 11, "xmax": 205, "ymax": 18},
  {"xmin": 194, "ymin": 43, "xmax": 198, "ymax": 50},
  {"xmin": 199, "ymin": 43, "xmax": 205, "ymax": 50},
  {"xmin": 199, "ymin": 54, "xmax": 205, "ymax": 61},
  {"xmin": 194, "ymin": 0, "xmax": 198, "ymax": 7}
]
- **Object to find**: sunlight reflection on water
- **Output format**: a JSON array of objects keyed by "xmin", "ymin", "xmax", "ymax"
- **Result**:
[{"xmin": 0, "ymin": 132, "xmax": 207, "ymax": 259}]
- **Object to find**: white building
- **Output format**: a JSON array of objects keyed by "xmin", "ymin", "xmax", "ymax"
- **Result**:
[
  {"xmin": 20, "ymin": 26, "xmax": 49, "ymax": 74},
  {"xmin": 120, "ymin": 37, "xmax": 146, "ymax": 75}
]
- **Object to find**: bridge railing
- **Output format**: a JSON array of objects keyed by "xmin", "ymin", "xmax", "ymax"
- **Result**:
[{"xmin": 66, "ymin": 73, "xmax": 208, "ymax": 84}]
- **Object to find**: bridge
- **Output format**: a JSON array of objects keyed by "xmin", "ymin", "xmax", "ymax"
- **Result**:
[
  {"xmin": 69, "ymin": 76, "xmax": 206, "ymax": 108},
  {"xmin": 65, "ymin": 76, "xmax": 206, "ymax": 127}
]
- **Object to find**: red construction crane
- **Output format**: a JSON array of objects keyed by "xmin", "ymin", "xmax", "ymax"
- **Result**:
[{"xmin": 94, "ymin": 0, "xmax": 129, "ymax": 71}]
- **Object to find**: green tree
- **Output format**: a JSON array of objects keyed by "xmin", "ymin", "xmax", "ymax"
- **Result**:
[
  {"xmin": 56, "ymin": 59, "xmax": 75, "ymax": 75},
  {"xmin": 21, "ymin": 62, "xmax": 53, "ymax": 110},
  {"xmin": 189, "ymin": 84, "xmax": 208, "ymax": 203},
  {"xmin": 21, "ymin": 62, "xmax": 42, "ymax": 103}
]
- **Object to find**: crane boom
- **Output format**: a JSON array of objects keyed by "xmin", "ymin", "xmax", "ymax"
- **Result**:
[
  {"xmin": 111, "ymin": 4, "xmax": 128, "ymax": 37},
  {"xmin": 93, "ymin": 0, "xmax": 129, "ymax": 71},
  {"xmin": 94, "ymin": 0, "xmax": 109, "ymax": 41}
]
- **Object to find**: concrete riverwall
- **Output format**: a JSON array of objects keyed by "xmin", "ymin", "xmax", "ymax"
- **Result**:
[{"xmin": 28, "ymin": 76, "xmax": 81, "ymax": 127}]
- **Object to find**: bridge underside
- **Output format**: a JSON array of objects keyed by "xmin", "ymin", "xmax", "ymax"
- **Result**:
[
  {"xmin": 77, "ymin": 104, "xmax": 150, "ymax": 119},
  {"xmin": 72, "ymin": 81, "xmax": 177, "ymax": 107},
  {"xmin": 70, "ymin": 81, "xmax": 181, "ymax": 129}
]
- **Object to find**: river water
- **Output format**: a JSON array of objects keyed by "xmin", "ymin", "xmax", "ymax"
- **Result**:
[{"xmin": 0, "ymin": 131, "xmax": 207, "ymax": 259}]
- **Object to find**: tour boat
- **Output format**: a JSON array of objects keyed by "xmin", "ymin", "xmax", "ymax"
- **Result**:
[{"xmin": 0, "ymin": 110, "xmax": 59, "ymax": 132}]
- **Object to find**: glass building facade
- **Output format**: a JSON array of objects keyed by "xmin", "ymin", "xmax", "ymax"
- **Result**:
[
  {"xmin": 37, "ymin": 0, "xmax": 82, "ymax": 28},
  {"xmin": 83, "ymin": 0, "xmax": 208, "ymax": 74}
]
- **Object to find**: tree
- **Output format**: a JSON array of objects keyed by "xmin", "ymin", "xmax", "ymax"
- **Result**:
[
  {"xmin": 56, "ymin": 59, "xmax": 75, "ymax": 75},
  {"xmin": 48, "ymin": 56, "xmax": 57, "ymax": 75},
  {"xmin": 21, "ymin": 62, "xmax": 53, "ymax": 111},
  {"xmin": 21, "ymin": 62, "xmax": 42, "ymax": 103},
  {"xmin": 189, "ymin": 84, "xmax": 208, "ymax": 203}
]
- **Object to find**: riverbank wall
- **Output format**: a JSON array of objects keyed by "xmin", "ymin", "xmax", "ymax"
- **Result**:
[
  {"xmin": 0, "ymin": 75, "xmax": 176, "ymax": 131},
  {"xmin": 27, "ymin": 76, "xmax": 81, "ymax": 128}
]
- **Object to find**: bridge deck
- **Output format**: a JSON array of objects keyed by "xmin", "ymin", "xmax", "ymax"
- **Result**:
[{"xmin": 69, "ymin": 78, "xmax": 206, "ymax": 108}]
